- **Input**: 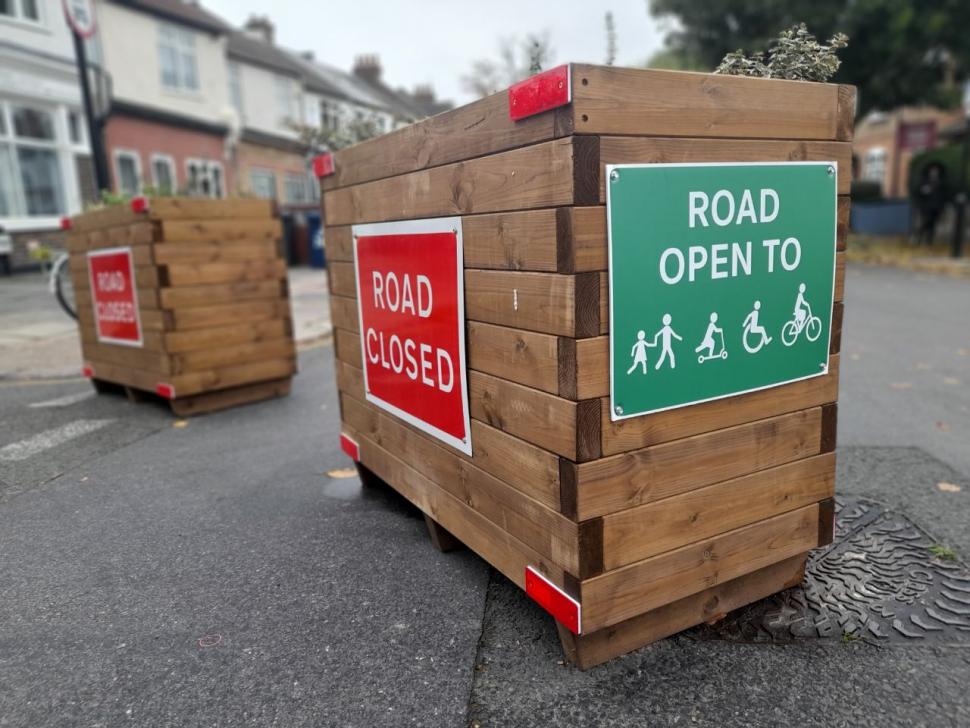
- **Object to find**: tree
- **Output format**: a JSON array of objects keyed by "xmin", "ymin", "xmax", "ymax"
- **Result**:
[
  {"xmin": 605, "ymin": 12, "xmax": 617, "ymax": 66},
  {"xmin": 648, "ymin": 0, "xmax": 970, "ymax": 114},
  {"xmin": 461, "ymin": 34, "xmax": 554, "ymax": 98}
]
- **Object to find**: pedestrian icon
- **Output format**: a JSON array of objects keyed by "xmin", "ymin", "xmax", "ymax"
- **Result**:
[
  {"xmin": 781, "ymin": 283, "xmax": 822, "ymax": 346},
  {"xmin": 695, "ymin": 312, "xmax": 727, "ymax": 363},
  {"xmin": 651, "ymin": 314, "xmax": 682, "ymax": 370},
  {"xmin": 743, "ymin": 300, "xmax": 772, "ymax": 354},
  {"xmin": 627, "ymin": 330, "xmax": 651, "ymax": 375}
]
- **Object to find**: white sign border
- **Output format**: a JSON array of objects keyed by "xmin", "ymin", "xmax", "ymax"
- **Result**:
[
  {"xmin": 606, "ymin": 160, "xmax": 838, "ymax": 422},
  {"xmin": 86, "ymin": 246, "xmax": 144, "ymax": 348},
  {"xmin": 352, "ymin": 216, "xmax": 473, "ymax": 456},
  {"xmin": 63, "ymin": 0, "xmax": 97, "ymax": 38}
]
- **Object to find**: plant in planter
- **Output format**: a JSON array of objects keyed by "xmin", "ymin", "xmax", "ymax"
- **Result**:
[{"xmin": 716, "ymin": 23, "xmax": 848, "ymax": 82}]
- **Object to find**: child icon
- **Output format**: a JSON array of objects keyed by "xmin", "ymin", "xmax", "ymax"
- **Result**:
[
  {"xmin": 627, "ymin": 330, "xmax": 651, "ymax": 375},
  {"xmin": 743, "ymin": 300, "xmax": 772, "ymax": 354},
  {"xmin": 651, "ymin": 313, "xmax": 682, "ymax": 370},
  {"xmin": 695, "ymin": 312, "xmax": 727, "ymax": 363}
]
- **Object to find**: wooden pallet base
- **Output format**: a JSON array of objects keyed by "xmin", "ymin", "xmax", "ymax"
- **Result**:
[{"xmin": 91, "ymin": 376, "xmax": 292, "ymax": 416}]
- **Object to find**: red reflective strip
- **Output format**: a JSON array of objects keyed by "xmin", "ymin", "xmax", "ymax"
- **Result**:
[
  {"xmin": 340, "ymin": 433, "xmax": 360, "ymax": 461},
  {"xmin": 130, "ymin": 196, "xmax": 149, "ymax": 214},
  {"xmin": 156, "ymin": 383, "xmax": 175, "ymax": 399},
  {"xmin": 81, "ymin": 364, "xmax": 94, "ymax": 378},
  {"xmin": 508, "ymin": 64, "xmax": 571, "ymax": 121},
  {"xmin": 313, "ymin": 153, "xmax": 335, "ymax": 178},
  {"xmin": 525, "ymin": 565, "xmax": 581, "ymax": 634},
  {"xmin": 60, "ymin": 216, "xmax": 72, "ymax": 230}
]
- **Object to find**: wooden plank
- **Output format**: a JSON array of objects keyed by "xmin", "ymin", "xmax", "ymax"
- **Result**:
[
  {"xmin": 329, "ymin": 294, "xmax": 359, "ymax": 333},
  {"xmin": 464, "ymin": 270, "xmax": 599, "ymax": 337},
  {"xmin": 168, "ymin": 357, "xmax": 296, "ymax": 397},
  {"xmin": 601, "ymin": 355, "xmax": 840, "ymax": 455},
  {"xmin": 830, "ymin": 301, "xmax": 844, "ymax": 355},
  {"xmin": 328, "ymin": 261, "xmax": 356, "ymax": 298},
  {"xmin": 79, "ymin": 323, "xmax": 165, "ymax": 352},
  {"xmin": 79, "ymin": 339, "xmax": 169, "ymax": 374},
  {"xmin": 169, "ymin": 299, "xmax": 290, "ymax": 330},
  {"xmin": 322, "ymin": 88, "xmax": 567, "ymax": 191},
  {"xmin": 165, "ymin": 318, "xmax": 291, "ymax": 352},
  {"xmin": 325, "ymin": 226, "xmax": 354, "ymax": 263},
  {"xmin": 152, "ymin": 240, "xmax": 280, "ymax": 265},
  {"xmin": 572, "ymin": 65, "xmax": 843, "ymax": 141},
  {"xmin": 575, "ymin": 336, "xmax": 609, "ymax": 400},
  {"xmin": 84, "ymin": 358, "xmax": 161, "ymax": 392},
  {"xmin": 468, "ymin": 322, "xmax": 560, "ymax": 395},
  {"xmin": 559, "ymin": 555, "xmax": 806, "ymax": 669},
  {"xmin": 575, "ymin": 407, "xmax": 828, "ymax": 520},
  {"xmin": 836, "ymin": 85, "xmax": 857, "ymax": 142},
  {"xmin": 334, "ymin": 328, "xmax": 362, "ymax": 369},
  {"xmin": 157, "ymin": 218, "xmax": 280, "ymax": 244},
  {"xmin": 580, "ymin": 503, "xmax": 820, "ymax": 632},
  {"xmin": 149, "ymin": 197, "xmax": 273, "ymax": 220},
  {"xmin": 599, "ymin": 137, "xmax": 852, "ymax": 197},
  {"xmin": 159, "ymin": 280, "xmax": 285, "ymax": 309},
  {"xmin": 342, "ymin": 393, "xmax": 579, "ymax": 572},
  {"xmin": 599, "ymin": 452, "xmax": 835, "ymax": 569},
  {"xmin": 171, "ymin": 338, "xmax": 295, "ymax": 374},
  {"xmin": 333, "ymin": 357, "xmax": 561, "ymax": 511},
  {"xmin": 463, "ymin": 208, "xmax": 558, "ymax": 272},
  {"xmin": 323, "ymin": 138, "xmax": 579, "ymax": 226},
  {"xmin": 69, "ymin": 205, "xmax": 142, "ymax": 232},
  {"xmin": 162, "ymin": 259, "xmax": 287, "ymax": 287},
  {"xmin": 170, "ymin": 376, "xmax": 291, "ymax": 417},
  {"xmin": 558, "ymin": 206, "xmax": 608, "ymax": 273},
  {"xmin": 835, "ymin": 251, "xmax": 846, "ymax": 302},
  {"xmin": 837, "ymin": 197, "xmax": 850, "ymax": 251}
]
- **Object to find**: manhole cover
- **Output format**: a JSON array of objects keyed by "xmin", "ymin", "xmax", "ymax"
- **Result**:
[{"xmin": 691, "ymin": 497, "xmax": 970, "ymax": 644}]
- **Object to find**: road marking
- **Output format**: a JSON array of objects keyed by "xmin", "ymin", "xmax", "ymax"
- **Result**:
[
  {"xmin": 0, "ymin": 419, "xmax": 114, "ymax": 461},
  {"xmin": 28, "ymin": 390, "xmax": 96, "ymax": 408}
]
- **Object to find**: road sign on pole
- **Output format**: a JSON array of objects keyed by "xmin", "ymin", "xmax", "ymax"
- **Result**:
[
  {"xmin": 607, "ymin": 162, "xmax": 838, "ymax": 420},
  {"xmin": 63, "ymin": 0, "xmax": 96, "ymax": 37}
]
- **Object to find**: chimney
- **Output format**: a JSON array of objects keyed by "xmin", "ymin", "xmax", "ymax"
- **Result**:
[
  {"xmin": 412, "ymin": 84, "xmax": 435, "ymax": 104},
  {"xmin": 353, "ymin": 55, "xmax": 383, "ymax": 84},
  {"xmin": 244, "ymin": 15, "xmax": 275, "ymax": 45}
]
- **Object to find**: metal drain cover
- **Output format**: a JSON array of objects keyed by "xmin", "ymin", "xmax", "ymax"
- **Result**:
[{"xmin": 691, "ymin": 497, "xmax": 970, "ymax": 643}]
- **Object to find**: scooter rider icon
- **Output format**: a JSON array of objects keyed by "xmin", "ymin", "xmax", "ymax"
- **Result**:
[{"xmin": 695, "ymin": 312, "xmax": 727, "ymax": 363}]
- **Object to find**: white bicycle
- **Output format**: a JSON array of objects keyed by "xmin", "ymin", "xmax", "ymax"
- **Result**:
[{"xmin": 781, "ymin": 308, "xmax": 821, "ymax": 346}]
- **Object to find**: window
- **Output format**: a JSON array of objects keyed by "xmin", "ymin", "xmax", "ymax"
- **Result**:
[
  {"xmin": 319, "ymin": 100, "xmax": 339, "ymax": 131},
  {"xmin": 863, "ymin": 148, "xmax": 886, "ymax": 185},
  {"xmin": 274, "ymin": 75, "xmax": 295, "ymax": 124},
  {"xmin": 0, "ymin": 0, "xmax": 40, "ymax": 22},
  {"xmin": 284, "ymin": 173, "xmax": 310, "ymax": 204},
  {"xmin": 186, "ymin": 159, "xmax": 223, "ymax": 198},
  {"xmin": 67, "ymin": 111, "xmax": 83, "ymax": 145},
  {"xmin": 228, "ymin": 62, "xmax": 244, "ymax": 116},
  {"xmin": 0, "ymin": 102, "xmax": 66, "ymax": 218},
  {"xmin": 158, "ymin": 23, "xmax": 199, "ymax": 91},
  {"xmin": 151, "ymin": 154, "xmax": 175, "ymax": 194},
  {"xmin": 114, "ymin": 150, "xmax": 141, "ymax": 196},
  {"xmin": 250, "ymin": 169, "xmax": 276, "ymax": 199}
]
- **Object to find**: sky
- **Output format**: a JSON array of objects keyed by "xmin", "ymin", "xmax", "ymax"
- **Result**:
[{"xmin": 204, "ymin": 0, "xmax": 669, "ymax": 105}]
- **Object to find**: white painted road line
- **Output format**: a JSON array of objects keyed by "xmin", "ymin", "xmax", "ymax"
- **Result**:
[
  {"xmin": 0, "ymin": 419, "xmax": 115, "ymax": 462},
  {"xmin": 28, "ymin": 391, "xmax": 96, "ymax": 409}
]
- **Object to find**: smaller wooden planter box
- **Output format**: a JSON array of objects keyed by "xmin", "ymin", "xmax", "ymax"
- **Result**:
[{"xmin": 66, "ymin": 197, "xmax": 296, "ymax": 416}]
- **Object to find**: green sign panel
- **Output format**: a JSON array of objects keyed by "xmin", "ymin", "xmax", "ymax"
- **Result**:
[{"xmin": 608, "ymin": 162, "xmax": 837, "ymax": 420}]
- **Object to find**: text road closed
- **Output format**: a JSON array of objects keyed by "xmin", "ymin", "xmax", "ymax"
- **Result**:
[
  {"xmin": 87, "ymin": 247, "xmax": 142, "ymax": 346},
  {"xmin": 354, "ymin": 217, "xmax": 471, "ymax": 455}
]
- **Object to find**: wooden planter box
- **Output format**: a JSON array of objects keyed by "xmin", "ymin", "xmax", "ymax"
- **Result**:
[
  {"xmin": 66, "ymin": 197, "xmax": 297, "ymax": 416},
  {"xmin": 319, "ymin": 64, "xmax": 854, "ymax": 668}
]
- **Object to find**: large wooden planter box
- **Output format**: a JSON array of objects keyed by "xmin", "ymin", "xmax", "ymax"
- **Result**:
[
  {"xmin": 319, "ymin": 64, "xmax": 854, "ymax": 667},
  {"xmin": 66, "ymin": 197, "xmax": 296, "ymax": 416}
]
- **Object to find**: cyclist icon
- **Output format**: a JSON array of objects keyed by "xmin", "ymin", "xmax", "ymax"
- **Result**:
[
  {"xmin": 742, "ymin": 300, "xmax": 772, "ymax": 354},
  {"xmin": 781, "ymin": 283, "xmax": 822, "ymax": 346}
]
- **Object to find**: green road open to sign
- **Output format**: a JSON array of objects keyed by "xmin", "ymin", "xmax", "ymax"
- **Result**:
[{"xmin": 607, "ymin": 162, "xmax": 838, "ymax": 421}]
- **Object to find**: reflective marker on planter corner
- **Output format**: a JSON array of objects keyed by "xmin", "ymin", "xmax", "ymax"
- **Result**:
[{"xmin": 525, "ymin": 565, "xmax": 581, "ymax": 635}]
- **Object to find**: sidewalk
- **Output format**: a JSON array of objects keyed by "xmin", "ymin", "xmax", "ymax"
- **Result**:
[{"xmin": 0, "ymin": 267, "xmax": 332, "ymax": 380}]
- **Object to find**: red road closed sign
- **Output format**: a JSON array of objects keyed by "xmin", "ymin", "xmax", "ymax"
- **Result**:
[
  {"xmin": 87, "ymin": 247, "xmax": 142, "ymax": 346},
  {"xmin": 353, "ymin": 217, "xmax": 471, "ymax": 455}
]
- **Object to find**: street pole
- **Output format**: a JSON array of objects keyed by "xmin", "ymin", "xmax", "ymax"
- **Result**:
[
  {"xmin": 954, "ymin": 115, "xmax": 970, "ymax": 259},
  {"xmin": 72, "ymin": 29, "xmax": 110, "ymax": 194}
]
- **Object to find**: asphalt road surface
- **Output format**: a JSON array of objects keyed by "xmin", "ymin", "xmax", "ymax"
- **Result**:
[{"xmin": 0, "ymin": 264, "xmax": 968, "ymax": 727}]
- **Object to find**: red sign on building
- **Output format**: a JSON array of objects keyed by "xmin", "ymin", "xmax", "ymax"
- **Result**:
[
  {"xmin": 87, "ymin": 247, "xmax": 142, "ymax": 346},
  {"xmin": 353, "ymin": 217, "xmax": 471, "ymax": 455}
]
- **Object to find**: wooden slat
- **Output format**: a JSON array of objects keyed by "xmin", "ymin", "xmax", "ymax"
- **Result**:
[
  {"xmin": 84, "ymin": 358, "xmax": 162, "ymax": 392},
  {"xmin": 463, "ymin": 208, "xmax": 558, "ymax": 272},
  {"xmin": 325, "ymin": 226, "xmax": 354, "ymax": 262},
  {"xmin": 329, "ymin": 294, "xmax": 359, "ymax": 333},
  {"xmin": 157, "ymin": 218, "xmax": 280, "ymax": 243},
  {"xmin": 148, "ymin": 197, "xmax": 273, "ymax": 220},
  {"xmin": 575, "ymin": 336, "xmax": 609, "ymax": 401},
  {"xmin": 151, "ymin": 240, "xmax": 280, "ymax": 264},
  {"xmin": 599, "ymin": 453, "xmax": 835, "ymax": 568},
  {"xmin": 79, "ymin": 340, "xmax": 169, "ymax": 374},
  {"xmin": 837, "ymin": 197, "xmax": 850, "ymax": 251},
  {"xmin": 68, "ymin": 205, "xmax": 142, "ymax": 232},
  {"xmin": 580, "ymin": 503, "xmax": 820, "ymax": 632},
  {"xmin": 575, "ymin": 407, "xmax": 828, "ymax": 520},
  {"xmin": 165, "ymin": 318, "xmax": 291, "ymax": 352},
  {"xmin": 322, "ymin": 88, "xmax": 567, "ymax": 191},
  {"xmin": 171, "ymin": 338, "xmax": 295, "ymax": 374},
  {"xmin": 79, "ymin": 323, "xmax": 165, "ymax": 351},
  {"xmin": 836, "ymin": 85, "xmax": 857, "ymax": 142},
  {"xmin": 170, "ymin": 377, "xmax": 291, "ymax": 417},
  {"xmin": 572, "ymin": 65, "xmax": 844, "ymax": 141},
  {"xmin": 559, "ymin": 206, "xmax": 608, "ymax": 273},
  {"xmin": 159, "ymin": 280, "xmax": 285, "ymax": 309},
  {"xmin": 468, "ymin": 322, "xmax": 560, "ymax": 395},
  {"xmin": 323, "ymin": 137, "xmax": 579, "ymax": 226},
  {"xmin": 163, "ymin": 259, "xmax": 287, "ymax": 286},
  {"xmin": 599, "ymin": 137, "xmax": 852, "ymax": 197},
  {"xmin": 343, "ymin": 393, "xmax": 579, "ymax": 572},
  {"xmin": 334, "ymin": 328, "xmax": 362, "ymax": 368},
  {"xmin": 601, "ymin": 355, "xmax": 840, "ymax": 455},
  {"xmin": 168, "ymin": 357, "xmax": 296, "ymax": 397},
  {"xmin": 328, "ymin": 261, "xmax": 356, "ymax": 298},
  {"xmin": 169, "ymin": 299, "xmax": 290, "ymax": 330},
  {"xmin": 835, "ymin": 251, "xmax": 846, "ymax": 301}
]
